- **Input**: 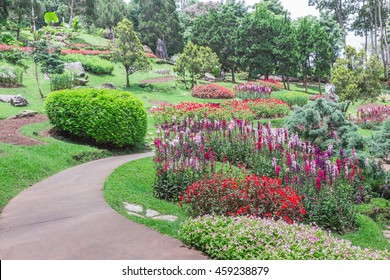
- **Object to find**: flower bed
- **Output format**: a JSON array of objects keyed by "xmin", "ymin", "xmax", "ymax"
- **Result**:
[
  {"xmin": 241, "ymin": 98, "xmax": 291, "ymax": 118},
  {"xmin": 0, "ymin": 44, "xmax": 31, "ymax": 52},
  {"xmin": 233, "ymin": 83, "xmax": 272, "ymax": 100},
  {"xmin": 154, "ymin": 118, "xmax": 364, "ymax": 232},
  {"xmin": 60, "ymin": 49, "xmax": 111, "ymax": 56},
  {"xmin": 348, "ymin": 104, "xmax": 390, "ymax": 129},
  {"xmin": 271, "ymin": 91, "xmax": 309, "ymax": 107},
  {"xmin": 180, "ymin": 173, "xmax": 306, "ymax": 223},
  {"xmin": 258, "ymin": 79, "xmax": 284, "ymax": 91},
  {"xmin": 192, "ymin": 84, "xmax": 235, "ymax": 99},
  {"xmin": 146, "ymin": 52, "xmax": 157, "ymax": 59},
  {"xmin": 179, "ymin": 216, "xmax": 390, "ymax": 260}
]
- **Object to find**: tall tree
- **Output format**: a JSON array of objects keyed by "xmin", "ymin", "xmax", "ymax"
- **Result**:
[
  {"xmin": 0, "ymin": 0, "xmax": 11, "ymax": 23},
  {"xmin": 95, "ymin": 0, "xmax": 125, "ymax": 36},
  {"xmin": 138, "ymin": 0, "xmax": 183, "ymax": 55},
  {"xmin": 191, "ymin": 0, "xmax": 246, "ymax": 82},
  {"xmin": 111, "ymin": 18, "xmax": 151, "ymax": 87},
  {"xmin": 9, "ymin": 0, "xmax": 30, "ymax": 40}
]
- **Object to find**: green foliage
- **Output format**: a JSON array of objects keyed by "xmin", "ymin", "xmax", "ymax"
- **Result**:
[
  {"xmin": 271, "ymin": 91, "xmax": 309, "ymax": 107},
  {"xmin": 179, "ymin": 216, "xmax": 390, "ymax": 260},
  {"xmin": 138, "ymin": 0, "xmax": 183, "ymax": 55},
  {"xmin": 356, "ymin": 198, "xmax": 390, "ymax": 226},
  {"xmin": 44, "ymin": 11, "xmax": 59, "ymax": 25},
  {"xmin": 61, "ymin": 54, "xmax": 114, "ymax": 75},
  {"xmin": 30, "ymin": 40, "xmax": 64, "ymax": 75},
  {"xmin": 174, "ymin": 41, "xmax": 220, "ymax": 88},
  {"xmin": 369, "ymin": 117, "xmax": 390, "ymax": 163},
  {"xmin": 0, "ymin": 66, "xmax": 23, "ymax": 86},
  {"xmin": 331, "ymin": 46, "xmax": 382, "ymax": 102},
  {"xmin": 50, "ymin": 72, "xmax": 74, "ymax": 91},
  {"xmin": 0, "ymin": 33, "xmax": 16, "ymax": 45},
  {"xmin": 285, "ymin": 98, "xmax": 364, "ymax": 150},
  {"xmin": 112, "ymin": 18, "xmax": 151, "ymax": 87},
  {"xmin": 0, "ymin": 49, "xmax": 28, "ymax": 68},
  {"xmin": 45, "ymin": 89, "xmax": 148, "ymax": 148}
]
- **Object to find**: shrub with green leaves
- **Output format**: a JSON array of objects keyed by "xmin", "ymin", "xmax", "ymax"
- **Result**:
[
  {"xmin": 369, "ymin": 117, "xmax": 390, "ymax": 163},
  {"xmin": 285, "ymin": 98, "xmax": 364, "ymax": 150},
  {"xmin": 179, "ymin": 216, "xmax": 390, "ymax": 260},
  {"xmin": 0, "ymin": 66, "xmax": 23, "ymax": 86},
  {"xmin": 271, "ymin": 91, "xmax": 309, "ymax": 107},
  {"xmin": 45, "ymin": 89, "xmax": 147, "ymax": 147},
  {"xmin": 61, "ymin": 54, "xmax": 114, "ymax": 75},
  {"xmin": 50, "ymin": 72, "xmax": 74, "ymax": 91}
]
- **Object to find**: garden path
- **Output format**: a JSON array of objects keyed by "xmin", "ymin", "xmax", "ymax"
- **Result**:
[{"xmin": 0, "ymin": 153, "xmax": 207, "ymax": 260}]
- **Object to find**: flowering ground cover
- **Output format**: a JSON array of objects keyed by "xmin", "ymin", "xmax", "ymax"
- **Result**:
[
  {"xmin": 348, "ymin": 104, "xmax": 390, "ymax": 129},
  {"xmin": 192, "ymin": 84, "xmax": 235, "ymax": 99},
  {"xmin": 233, "ymin": 83, "xmax": 272, "ymax": 99},
  {"xmin": 179, "ymin": 216, "xmax": 390, "ymax": 260}
]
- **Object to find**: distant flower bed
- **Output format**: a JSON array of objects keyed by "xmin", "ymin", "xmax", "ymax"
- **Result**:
[
  {"xmin": 151, "ymin": 99, "xmax": 291, "ymax": 124},
  {"xmin": 0, "ymin": 44, "xmax": 31, "ymax": 52},
  {"xmin": 348, "ymin": 104, "xmax": 390, "ymax": 129},
  {"xmin": 180, "ymin": 216, "xmax": 390, "ymax": 260},
  {"xmin": 61, "ymin": 49, "xmax": 111, "ymax": 55},
  {"xmin": 258, "ymin": 79, "xmax": 284, "ymax": 91},
  {"xmin": 192, "ymin": 84, "xmax": 235, "ymax": 99},
  {"xmin": 233, "ymin": 83, "xmax": 272, "ymax": 99},
  {"xmin": 146, "ymin": 53, "xmax": 157, "ymax": 59}
]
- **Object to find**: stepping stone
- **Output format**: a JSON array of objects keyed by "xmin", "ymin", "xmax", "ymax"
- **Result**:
[
  {"xmin": 126, "ymin": 212, "xmax": 144, "ymax": 218},
  {"xmin": 146, "ymin": 209, "xmax": 160, "ymax": 217},
  {"xmin": 123, "ymin": 202, "xmax": 143, "ymax": 213},
  {"xmin": 153, "ymin": 215, "xmax": 178, "ymax": 222}
]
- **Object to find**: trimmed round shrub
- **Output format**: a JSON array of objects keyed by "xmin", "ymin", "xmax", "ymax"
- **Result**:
[
  {"xmin": 45, "ymin": 89, "xmax": 147, "ymax": 147},
  {"xmin": 192, "ymin": 84, "xmax": 235, "ymax": 99},
  {"xmin": 272, "ymin": 91, "xmax": 309, "ymax": 107},
  {"xmin": 179, "ymin": 216, "xmax": 390, "ymax": 260}
]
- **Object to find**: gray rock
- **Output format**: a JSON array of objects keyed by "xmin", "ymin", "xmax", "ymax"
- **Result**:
[
  {"xmin": 126, "ymin": 212, "xmax": 144, "ymax": 218},
  {"xmin": 204, "ymin": 72, "xmax": 216, "ymax": 82},
  {"xmin": 155, "ymin": 38, "xmax": 168, "ymax": 60},
  {"xmin": 55, "ymin": 36, "xmax": 66, "ymax": 42},
  {"xmin": 8, "ymin": 110, "xmax": 38, "ymax": 119},
  {"xmin": 171, "ymin": 54, "xmax": 179, "ymax": 64},
  {"xmin": 123, "ymin": 202, "xmax": 143, "ymax": 213},
  {"xmin": 146, "ymin": 209, "xmax": 160, "ymax": 217},
  {"xmin": 65, "ymin": 62, "xmax": 85, "ymax": 77},
  {"xmin": 99, "ymin": 82, "xmax": 116, "ymax": 89},
  {"xmin": 156, "ymin": 69, "xmax": 170, "ymax": 75},
  {"xmin": 143, "ymin": 45, "xmax": 153, "ymax": 53},
  {"xmin": 10, "ymin": 95, "xmax": 28, "ymax": 107},
  {"xmin": 0, "ymin": 95, "xmax": 13, "ymax": 103},
  {"xmin": 152, "ymin": 215, "xmax": 178, "ymax": 222},
  {"xmin": 325, "ymin": 83, "xmax": 339, "ymax": 103},
  {"xmin": 74, "ymin": 78, "xmax": 89, "ymax": 86}
]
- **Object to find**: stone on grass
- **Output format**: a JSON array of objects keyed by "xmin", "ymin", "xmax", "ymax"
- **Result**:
[
  {"xmin": 127, "ymin": 212, "xmax": 144, "ymax": 218},
  {"xmin": 8, "ymin": 110, "xmax": 38, "ymax": 119},
  {"xmin": 10, "ymin": 95, "xmax": 28, "ymax": 107},
  {"xmin": 143, "ymin": 45, "xmax": 153, "ymax": 53},
  {"xmin": 204, "ymin": 73, "xmax": 216, "ymax": 82},
  {"xmin": 146, "ymin": 209, "xmax": 160, "ymax": 217},
  {"xmin": 99, "ymin": 82, "xmax": 116, "ymax": 89},
  {"xmin": 123, "ymin": 202, "xmax": 143, "ymax": 213},
  {"xmin": 153, "ymin": 215, "xmax": 178, "ymax": 222},
  {"xmin": 0, "ymin": 95, "xmax": 13, "ymax": 103},
  {"xmin": 155, "ymin": 38, "xmax": 168, "ymax": 60},
  {"xmin": 65, "ymin": 62, "xmax": 85, "ymax": 77}
]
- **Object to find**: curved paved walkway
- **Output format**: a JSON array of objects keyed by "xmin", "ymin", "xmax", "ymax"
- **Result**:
[{"xmin": 0, "ymin": 153, "xmax": 207, "ymax": 260}]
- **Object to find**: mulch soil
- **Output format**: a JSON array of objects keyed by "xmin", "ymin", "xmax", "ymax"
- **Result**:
[
  {"xmin": 139, "ymin": 76, "xmax": 178, "ymax": 84},
  {"xmin": 0, "ymin": 114, "xmax": 49, "ymax": 146}
]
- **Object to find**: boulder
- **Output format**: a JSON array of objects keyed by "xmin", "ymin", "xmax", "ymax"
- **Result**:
[
  {"xmin": 8, "ymin": 110, "xmax": 38, "ymax": 119},
  {"xmin": 0, "ymin": 95, "xmax": 13, "ymax": 103},
  {"xmin": 204, "ymin": 73, "xmax": 217, "ymax": 82},
  {"xmin": 171, "ymin": 54, "xmax": 179, "ymax": 64},
  {"xmin": 155, "ymin": 38, "xmax": 168, "ymax": 60},
  {"xmin": 10, "ymin": 95, "xmax": 28, "ymax": 107},
  {"xmin": 99, "ymin": 82, "xmax": 116, "ymax": 89},
  {"xmin": 156, "ymin": 69, "xmax": 170, "ymax": 75},
  {"xmin": 55, "ymin": 36, "xmax": 66, "ymax": 42},
  {"xmin": 65, "ymin": 62, "xmax": 85, "ymax": 77},
  {"xmin": 325, "ymin": 83, "xmax": 339, "ymax": 103},
  {"xmin": 143, "ymin": 45, "xmax": 153, "ymax": 53},
  {"xmin": 74, "ymin": 78, "xmax": 89, "ymax": 86}
]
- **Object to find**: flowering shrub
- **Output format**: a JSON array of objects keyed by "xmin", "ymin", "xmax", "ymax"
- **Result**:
[
  {"xmin": 348, "ymin": 104, "xmax": 390, "ymax": 129},
  {"xmin": 0, "ymin": 44, "xmax": 31, "ymax": 52},
  {"xmin": 192, "ymin": 84, "xmax": 235, "ymax": 99},
  {"xmin": 180, "ymin": 173, "xmax": 306, "ymax": 223},
  {"xmin": 258, "ymin": 79, "xmax": 284, "ymax": 91},
  {"xmin": 154, "ymin": 118, "xmax": 363, "ymax": 232},
  {"xmin": 179, "ymin": 216, "xmax": 390, "ymax": 260},
  {"xmin": 241, "ymin": 99, "xmax": 291, "ymax": 119},
  {"xmin": 233, "ymin": 83, "xmax": 272, "ymax": 100},
  {"xmin": 272, "ymin": 91, "xmax": 309, "ymax": 107},
  {"xmin": 146, "ymin": 52, "xmax": 157, "ymax": 59}
]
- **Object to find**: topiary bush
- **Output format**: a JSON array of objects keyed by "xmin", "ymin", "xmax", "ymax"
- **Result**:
[
  {"xmin": 192, "ymin": 84, "xmax": 235, "ymax": 99},
  {"xmin": 271, "ymin": 91, "xmax": 309, "ymax": 107},
  {"xmin": 179, "ymin": 216, "xmax": 390, "ymax": 260},
  {"xmin": 61, "ymin": 54, "xmax": 114, "ymax": 74},
  {"xmin": 45, "ymin": 89, "xmax": 147, "ymax": 147}
]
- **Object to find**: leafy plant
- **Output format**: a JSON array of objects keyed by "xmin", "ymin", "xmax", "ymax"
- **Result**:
[
  {"xmin": 271, "ymin": 91, "xmax": 309, "ymax": 107},
  {"xmin": 369, "ymin": 117, "xmax": 390, "ymax": 164},
  {"xmin": 44, "ymin": 12, "xmax": 59, "ymax": 26},
  {"xmin": 45, "ymin": 89, "xmax": 147, "ymax": 148},
  {"xmin": 61, "ymin": 54, "xmax": 114, "ymax": 75},
  {"xmin": 0, "ymin": 66, "xmax": 23, "ymax": 86},
  {"xmin": 50, "ymin": 72, "xmax": 74, "ymax": 91},
  {"xmin": 179, "ymin": 216, "xmax": 390, "ymax": 260}
]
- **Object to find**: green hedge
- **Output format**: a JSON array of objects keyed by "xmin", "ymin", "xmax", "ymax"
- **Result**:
[
  {"xmin": 271, "ymin": 91, "xmax": 309, "ymax": 107},
  {"xmin": 61, "ymin": 54, "xmax": 114, "ymax": 74},
  {"xmin": 45, "ymin": 89, "xmax": 147, "ymax": 147}
]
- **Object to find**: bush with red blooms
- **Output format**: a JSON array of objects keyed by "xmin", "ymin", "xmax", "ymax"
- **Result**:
[
  {"xmin": 60, "ymin": 49, "xmax": 111, "ymax": 55},
  {"xmin": 241, "ymin": 98, "xmax": 291, "ymax": 119},
  {"xmin": 146, "ymin": 52, "xmax": 157, "ymax": 59},
  {"xmin": 180, "ymin": 173, "xmax": 306, "ymax": 224},
  {"xmin": 258, "ymin": 79, "xmax": 284, "ymax": 91},
  {"xmin": 192, "ymin": 84, "xmax": 236, "ymax": 99}
]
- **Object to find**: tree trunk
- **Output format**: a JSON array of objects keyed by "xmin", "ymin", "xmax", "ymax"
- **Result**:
[
  {"xmin": 282, "ymin": 74, "xmax": 286, "ymax": 90},
  {"xmin": 231, "ymin": 62, "xmax": 235, "ymax": 83},
  {"xmin": 287, "ymin": 75, "xmax": 290, "ymax": 91},
  {"xmin": 68, "ymin": 0, "xmax": 74, "ymax": 28},
  {"xmin": 374, "ymin": 0, "xmax": 378, "ymax": 55},
  {"xmin": 31, "ymin": 1, "xmax": 36, "ymax": 32},
  {"xmin": 318, "ymin": 76, "xmax": 322, "ymax": 95},
  {"xmin": 370, "ymin": 1, "xmax": 375, "ymax": 56},
  {"xmin": 34, "ymin": 63, "xmax": 44, "ymax": 99},
  {"xmin": 379, "ymin": 0, "xmax": 389, "ymax": 79},
  {"xmin": 125, "ymin": 67, "xmax": 130, "ymax": 87},
  {"xmin": 16, "ymin": 15, "xmax": 22, "ymax": 41},
  {"xmin": 304, "ymin": 75, "xmax": 308, "ymax": 93}
]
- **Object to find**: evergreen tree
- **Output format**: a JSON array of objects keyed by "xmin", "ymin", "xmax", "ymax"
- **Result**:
[
  {"xmin": 95, "ymin": 0, "xmax": 125, "ymax": 34},
  {"xmin": 111, "ymin": 18, "xmax": 151, "ymax": 87},
  {"xmin": 9, "ymin": 0, "xmax": 31, "ymax": 40},
  {"xmin": 138, "ymin": 0, "xmax": 183, "ymax": 55},
  {"xmin": 191, "ymin": 0, "xmax": 246, "ymax": 82},
  {"xmin": 0, "ymin": 0, "xmax": 11, "ymax": 23}
]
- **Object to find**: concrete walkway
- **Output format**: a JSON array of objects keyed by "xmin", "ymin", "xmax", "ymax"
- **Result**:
[{"xmin": 0, "ymin": 153, "xmax": 207, "ymax": 260}]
